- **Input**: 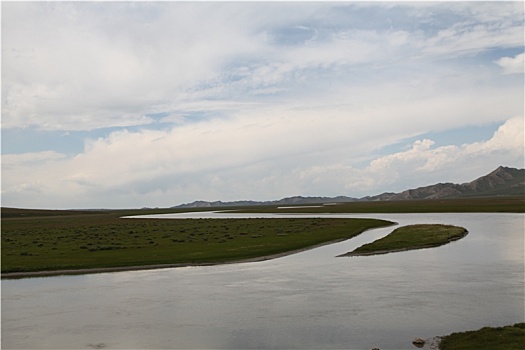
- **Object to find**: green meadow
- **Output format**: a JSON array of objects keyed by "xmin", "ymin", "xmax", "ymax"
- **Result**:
[
  {"xmin": 2, "ymin": 196, "xmax": 522, "ymax": 276},
  {"xmin": 1, "ymin": 208, "xmax": 392, "ymax": 275},
  {"xmin": 347, "ymin": 224, "xmax": 468, "ymax": 256}
]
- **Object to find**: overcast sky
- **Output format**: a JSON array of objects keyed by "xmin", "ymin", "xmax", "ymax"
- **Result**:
[{"xmin": 2, "ymin": 1, "xmax": 524, "ymax": 209}]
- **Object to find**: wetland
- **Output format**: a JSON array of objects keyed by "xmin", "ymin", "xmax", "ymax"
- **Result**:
[
  {"xmin": 2, "ymin": 206, "xmax": 524, "ymax": 349},
  {"xmin": 2, "ymin": 201, "xmax": 525, "ymax": 350}
]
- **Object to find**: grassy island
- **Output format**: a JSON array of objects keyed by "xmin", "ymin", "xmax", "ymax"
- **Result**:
[
  {"xmin": 1, "ymin": 209, "xmax": 393, "ymax": 277},
  {"xmin": 344, "ymin": 224, "xmax": 468, "ymax": 256},
  {"xmin": 439, "ymin": 323, "xmax": 525, "ymax": 350}
]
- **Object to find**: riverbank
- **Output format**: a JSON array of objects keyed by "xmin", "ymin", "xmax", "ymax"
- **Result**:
[
  {"xmin": 1, "ymin": 235, "xmax": 366, "ymax": 279},
  {"xmin": 2, "ymin": 215, "xmax": 393, "ymax": 277},
  {"xmin": 437, "ymin": 323, "xmax": 525, "ymax": 350},
  {"xmin": 423, "ymin": 336, "xmax": 443, "ymax": 349},
  {"xmin": 3, "ymin": 213, "xmax": 523, "ymax": 349}
]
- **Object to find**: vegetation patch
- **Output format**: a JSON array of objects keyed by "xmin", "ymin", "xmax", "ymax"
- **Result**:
[
  {"xmin": 237, "ymin": 196, "xmax": 525, "ymax": 213},
  {"xmin": 439, "ymin": 323, "xmax": 525, "ymax": 350},
  {"xmin": 1, "ymin": 209, "xmax": 393, "ymax": 276},
  {"xmin": 344, "ymin": 224, "xmax": 468, "ymax": 256}
]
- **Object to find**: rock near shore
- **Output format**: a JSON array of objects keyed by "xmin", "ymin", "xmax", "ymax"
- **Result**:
[{"xmin": 412, "ymin": 338, "xmax": 426, "ymax": 347}]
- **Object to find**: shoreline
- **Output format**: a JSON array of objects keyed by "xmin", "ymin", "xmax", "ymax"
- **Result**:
[
  {"xmin": 340, "ymin": 228, "xmax": 468, "ymax": 257},
  {"xmin": 1, "ymin": 237, "xmax": 351, "ymax": 279}
]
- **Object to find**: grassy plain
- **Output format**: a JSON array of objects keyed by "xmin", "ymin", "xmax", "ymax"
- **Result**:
[
  {"xmin": 439, "ymin": 323, "xmax": 525, "ymax": 350},
  {"xmin": 2, "ymin": 196, "xmax": 522, "ymax": 276},
  {"xmin": 239, "ymin": 196, "xmax": 525, "ymax": 213},
  {"xmin": 1, "ymin": 208, "xmax": 392, "ymax": 275},
  {"xmin": 346, "ymin": 224, "xmax": 468, "ymax": 256}
]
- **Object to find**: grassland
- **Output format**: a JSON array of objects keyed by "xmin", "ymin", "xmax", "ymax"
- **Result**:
[
  {"xmin": 1, "ymin": 208, "xmax": 392, "ymax": 277},
  {"xmin": 439, "ymin": 323, "xmax": 525, "ymax": 350},
  {"xmin": 237, "ymin": 196, "xmax": 525, "ymax": 213},
  {"xmin": 344, "ymin": 224, "xmax": 468, "ymax": 256},
  {"xmin": 2, "ymin": 196, "xmax": 521, "ymax": 277}
]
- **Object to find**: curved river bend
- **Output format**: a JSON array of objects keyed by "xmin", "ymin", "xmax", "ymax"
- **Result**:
[{"xmin": 2, "ymin": 213, "xmax": 524, "ymax": 349}]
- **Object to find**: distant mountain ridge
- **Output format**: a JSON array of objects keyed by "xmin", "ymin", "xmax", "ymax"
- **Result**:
[
  {"xmin": 174, "ymin": 166, "xmax": 524, "ymax": 208},
  {"xmin": 362, "ymin": 166, "xmax": 524, "ymax": 201}
]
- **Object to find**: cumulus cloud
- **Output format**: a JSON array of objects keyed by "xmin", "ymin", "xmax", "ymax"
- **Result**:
[
  {"xmin": 494, "ymin": 53, "xmax": 525, "ymax": 74},
  {"xmin": 2, "ymin": 2, "xmax": 524, "ymax": 208},
  {"xmin": 297, "ymin": 117, "xmax": 525, "ymax": 196},
  {"xmin": 2, "ymin": 116, "xmax": 523, "ymax": 208}
]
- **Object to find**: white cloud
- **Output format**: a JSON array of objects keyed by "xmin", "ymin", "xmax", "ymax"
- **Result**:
[
  {"xmin": 1, "ymin": 151, "xmax": 68, "ymax": 199},
  {"xmin": 2, "ymin": 2, "xmax": 523, "ymax": 208},
  {"xmin": 2, "ymin": 2, "xmax": 523, "ymax": 131},
  {"xmin": 2, "ymin": 115, "xmax": 523, "ymax": 208},
  {"xmin": 420, "ymin": 22, "xmax": 524, "ymax": 58},
  {"xmin": 494, "ymin": 53, "xmax": 525, "ymax": 75},
  {"xmin": 1, "ymin": 2, "xmax": 265, "ymax": 130},
  {"xmin": 2, "ymin": 151, "xmax": 66, "ymax": 168},
  {"xmin": 296, "ymin": 117, "xmax": 525, "ymax": 196}
]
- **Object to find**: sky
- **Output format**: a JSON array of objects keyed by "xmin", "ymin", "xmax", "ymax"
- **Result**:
[{"xmin": 1, "ymin": 1, "xmax": 524, "ymax": 209}]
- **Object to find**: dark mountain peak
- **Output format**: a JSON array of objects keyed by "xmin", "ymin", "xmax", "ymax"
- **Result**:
[
  {"xmin": 174, "ymin": 166, "xmax": 524, "ymax": 207},
  {"xmin": 464, "ymin": 166, "xmax": 524, "ymax": 194},
  {"xmin": 489, "ymin": 165, "xmax": 520, "ymax": 179}
]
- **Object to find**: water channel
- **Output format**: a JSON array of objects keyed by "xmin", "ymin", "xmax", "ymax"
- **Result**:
[{"xmin": 2, "ymin": 212, "xmax": 524, "ymax": 349}]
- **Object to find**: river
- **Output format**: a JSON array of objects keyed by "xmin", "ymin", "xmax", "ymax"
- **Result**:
[{"xmin": 1, "ymin": 213, "xmax": 523, "ymax": 349}]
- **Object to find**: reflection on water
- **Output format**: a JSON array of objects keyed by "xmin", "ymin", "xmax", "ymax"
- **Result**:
[{"xmin": 2, "ymin": 213, "xmax": 524, "ymax": 349}]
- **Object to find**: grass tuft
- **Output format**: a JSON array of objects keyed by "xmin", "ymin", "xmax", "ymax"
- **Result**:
[{"xmin": 439, "ymin": 323, "xmax": 525, "ymax": 350}]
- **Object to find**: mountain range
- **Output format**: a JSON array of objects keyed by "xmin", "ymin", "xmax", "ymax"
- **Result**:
[{"xmin": 174, "ymin": 166, "xmax": 525, "ymax": 208}]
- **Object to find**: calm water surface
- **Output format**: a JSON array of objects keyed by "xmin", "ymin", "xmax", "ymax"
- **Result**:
[{"xmin": 2, "ymin": 213, "xmax": 524, "ymax": 349}]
